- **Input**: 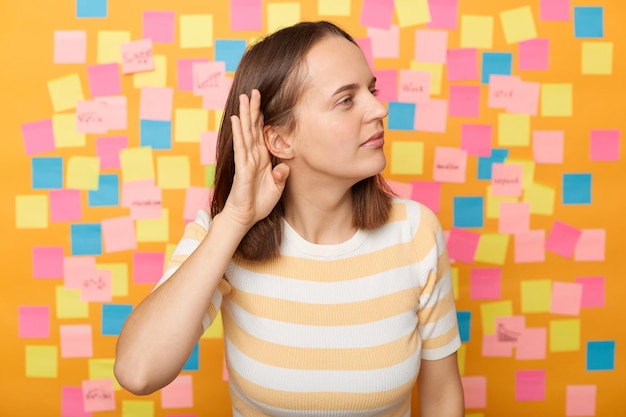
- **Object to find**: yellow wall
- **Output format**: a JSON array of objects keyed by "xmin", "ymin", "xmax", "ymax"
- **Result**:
[{"xmin": 2, "ymin": 0, "xmax": 624, "ymax": 416}]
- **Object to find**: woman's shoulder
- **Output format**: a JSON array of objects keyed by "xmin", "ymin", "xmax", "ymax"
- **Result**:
[{"xmin": 390, "ymin": 197, "xmax": 442, "ymax": 232}]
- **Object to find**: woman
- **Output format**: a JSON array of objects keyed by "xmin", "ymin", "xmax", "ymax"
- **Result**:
[{"xmin": 115, "ymin": 21, "xmax": 464, "ymax": 416}]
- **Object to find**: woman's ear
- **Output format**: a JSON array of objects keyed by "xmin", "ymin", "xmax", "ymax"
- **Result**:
[{"xmin": 264, "ymin": 125, "xmax": 294, "ymax": 160}]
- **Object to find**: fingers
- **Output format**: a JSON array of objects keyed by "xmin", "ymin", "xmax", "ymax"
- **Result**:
[{"xmin": 237, "ymin": 89, "xmax": 262, "ymax": 150}]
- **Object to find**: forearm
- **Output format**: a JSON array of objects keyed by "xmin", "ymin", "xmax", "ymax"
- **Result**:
[{"xmin": 417, "ymin": 354, "xmax": 465, "ymax": 417}]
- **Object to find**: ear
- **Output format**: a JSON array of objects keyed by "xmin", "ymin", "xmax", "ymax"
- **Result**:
[{"xmin": 264, "ymin": 125, "xmax": 294, "ymax": 160}]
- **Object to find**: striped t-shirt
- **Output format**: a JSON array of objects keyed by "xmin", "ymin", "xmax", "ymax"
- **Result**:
[{"xmin": 158, "ymin": 198, "xmax": 461, "ymax": 417}]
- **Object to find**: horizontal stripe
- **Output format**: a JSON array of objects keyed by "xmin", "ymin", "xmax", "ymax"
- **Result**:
[
  {"xmin": 421, "ymin": 309, "xmax": 461, "ymax": 349},
  {"xmin": 422, "ymin": 318, "xmax": 461, "ymax": 352},
  {"xmin": 417, "ymin": 285, "xmax": 455, "ymax": 326}
]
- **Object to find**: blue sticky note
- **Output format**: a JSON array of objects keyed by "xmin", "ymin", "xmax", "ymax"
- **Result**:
[
  {"xmin": 562, "ymin": 173, "xmax": 592, "ymax": 204},
  {"xmin": 70, "ymin": 223, "xmax": 102, "ymax": 255},
  {"xmin": 477, "ymin": 148, "xmax": 509, "ymax": 180},
  {"xmin": 215, "ymin": 40, "xmax": 247, "ymax": 72},
  {"xmin": 32, "ymin": 157, "xmax": 63, "ymax": 189},
  {"xmin": 102, "ymin": 304, "xmax": 133, "ymax": 335},
  {"xmin": 140, "ymin": 120, "xmax": 172, "ymax": 150},
  {"xmin": 76, "ymin": 0, "xmax": 107, "ymax": 18},
  {"xmin": 586, "ymin": 340, "xmax": 615, "ymax": 371},
  {"xmin": 183, "ymin": 343, "xmax": 200, "ymax": 371},
  {"xmin": 388, "ymin": 102, "xmax": 416, "ymax": 131},
  {"xmin": 88, "ymin": 174, "xmax": 119, "ymax": 207},
  {"xmin": 574, "ymin": 7, "xmax": 604, "ymax": 38},
  {"xmin": 481, "ymin": 52, "xmax": 513, "ymax": 84},
  {"xmin": 457, "ymin": 311, "xmax": 471, "ymax": 342},
  {"xmin": 454, "ymin": 196, "xmax": 484, "ymax": 228}
]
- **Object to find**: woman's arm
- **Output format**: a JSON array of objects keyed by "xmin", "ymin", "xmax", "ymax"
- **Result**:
[{"xmin": 417, "ymin": 352, "xmax": 465, "ymax": 417}]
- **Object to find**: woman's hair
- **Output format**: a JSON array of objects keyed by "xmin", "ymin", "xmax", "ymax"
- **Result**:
[{"xmin": 211, "ymin": 20, "xmax": 394, "ymax": 260}]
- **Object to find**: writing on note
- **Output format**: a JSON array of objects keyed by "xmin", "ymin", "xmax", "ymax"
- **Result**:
[{"xmin": 121, "ymin": 39, "xmax": 154, "ymax": 74}]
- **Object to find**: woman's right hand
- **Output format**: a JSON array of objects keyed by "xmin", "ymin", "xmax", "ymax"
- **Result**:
[{"xmin": 222, "ymin": 89, "xmax": 290, "ymax": 230}]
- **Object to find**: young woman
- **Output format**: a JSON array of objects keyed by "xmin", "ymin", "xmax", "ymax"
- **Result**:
[{"xmin": 115, "ymin": 21, "xmax": 464, "ymax": 416}]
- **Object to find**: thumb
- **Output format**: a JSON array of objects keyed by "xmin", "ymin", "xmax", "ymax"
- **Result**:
[{"xmin": 272, "ymin": 163, "xmax": 290, "ymax": 189}]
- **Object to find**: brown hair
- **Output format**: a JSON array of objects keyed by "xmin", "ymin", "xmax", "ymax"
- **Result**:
[{"xmin": 211, "ymin": 21, "xmax": 394, "ymax": 260}]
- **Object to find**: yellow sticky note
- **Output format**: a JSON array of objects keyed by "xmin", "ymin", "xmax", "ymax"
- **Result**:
[
  {"xmin": 56, "ymin": 286, "xmax": 89, "ymax": 318},
  {"xmin": 134, "ymin": 55, "xmax": 167, "ymax": 88},
  {"xmin": 480, "ymin": 300, "xmax": 512, "ymax": 335},
  {"xmin": 47, "ymin": 74, "xmax": 84, "ymax": 112},
  {"xmin": 66, "ymin": 156, "xmax": 100, "ymax": 190},
  {"xmin": 25, "ymin": 346, "xmax": 57, "ymax": 378},
  {"xmin": 97, "ymin": 31, "xmax": 131, "ymax": 64},
  {"xmin": 505, "ymin": 158, "xmax": 535, "ymax": 190},
  {"xmin": 120, "ymin": 147, "xmax": 154, "ymax": 182},
  {"xmin": 175, "ymin": 109, "xmax": 208, "ymax": 143},
  {"xmin": 410, "ymin": 62, "xmax": 443, "ymax": 95},
  {"xmin": 318, "ymin": 0, "xmax": 351, "ymax": 16},
  {"xmin": 15, "ymin": 195, "xmax": 48, "ymax": 229},
  {"xmin": 457, "ymin": 343, "xmax": 466, "ymax": 376},
  {"xmin": 157, "ymin": 156, "xmax": 190, "ymax": 189},
  {"xmin": 214, "ymin": 109, "xmax": 224, "ymax": 131},
  {"xmin": 52, "ymin": 113, "xmax": 86, "ymax": 148},
  {"xmin": 520, "ymin": 279, "xmax": 551, "ymax": 313},
  {"xmin": 136, "ymin": 208, "xmax": 169, "ymax": 242},
  {"xmin": 205, "ymin": 165, "xmax": 216, "ymax": 188},
  {"xmin": 474, "ymin": 233, "xmax": 509, "ymax": 265},
  {"xmin": 466, "ymin": 414, "xmax": 485, "ymax": 417},
  {"xmin": 498, "ymin": 113, "xmax": 530, "ymax": 147},
  {"xmin": 549, "ymin": 319, "xmax": 580, "ymax": 352},
  {"xmin": 96, "ymin": 263, "xmax": 128, "ymax": 297},
  {"xmin": 486, "ymin": 185, "xmax": 517, "ymax": 219},
  {"xmin": 122, "ymin": 400, "xmax": 155, "ymax": 417},
  {"xmin": 180, "ymin": 14, "xmax": 213, "ymax": 48},
  {"xmin": 202, "ymin": 310, "xmax": 224, "ymax": 339},
  {"xmin": 541, "ymin": 83, "xmax": 573, "ymax": 117},
  {"xmin": 89, "ymin": 358, "xmax": 121, "ymax": 390},
  {"xmin": 582, "ymin": 42, "xmax": 613, "ymax": 75},
  {"xmin": 523, "ymin": 182, "xmax": 555, "ymax": 215},
  {"xmin": 267, "ymin": 3, "xmax": 301, "ymax": 34},
  {"xmin": 451, "ymin": 267, "xmax": 459, "ymax": 300},
  {"xmin": 500, "ymin": 6, "xmax": 537, "ymax": 44},
  {"xmin": 395, "ymin": 0, "xmax": 431, "ymax": 28},
  {"xmin": 460, "ymin": 15, "xmax": 493, "ymax": 49},
  {"xmin": 391, "ymin": 141, "xmax": 424, "ymax": 175}
]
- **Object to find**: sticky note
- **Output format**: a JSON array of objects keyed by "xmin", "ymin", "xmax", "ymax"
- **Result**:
[
  {"xmin": 49, "ymin": 189, "xmax": 82, "ymax": 222},
  {"xmin": 184, "ymin": 187, "xmax": 212, "ymax": 222},
  {"xmin": 88, "ymin": 174, "xmax": 119, "ymax": 207},
  {"xmin": 532, "ymin": 130, "xmax": 564, "ymax": 163},
  {"xmin": 48, "ymin": 74, "xmax": 84, "ymax": 112},
  {"xmin": 447, "ymin": 228, "xmax": 480, "ymax": 263},
  {"xmin": 549, "ymin": 319, "xmax": 580, "ymax": 352},
  {"xmin": 474, "ymin": 234, "xmax": 509, "ymax": 265},
  {"xmin": 140, "ymin": 120, "xmax": 172, "ymax": 150},
  {"xmin": 546, "ymin": 220, "xmax": 582, "ymax": 258},
  {"xmin": 461, "ymin": 376, "xmax": 486, "ymax": 409},
  {"xmin": 507, "ymin": 81, "xmax": 540, "ymax": 115},
  {"xmin": 267, "ymin": 3, "xmax": 301, "ymax": 33},
  {"xmin": 61, "ymin": 386, "xmax": 90, "ymax": 417},
  {"xmin": 64, "ymin": 256, "xmax": 97, "ymax": 289},
  {"xmin": 551, "ymin": 282, "xmax": 582, "ymax": 316},
  {"xmin": 470, "ymin": 268, "xmax": 501, "ymax": 300},
  {"xmin": 230, "ymin": 0, "xmax": 263, "ymax": 29},
  {"xmin": 97, "ymin": 263, "xmax": 129, "ymax": 297},
  {"xmin": 575, "ymin": 276, "xmax": 605, "ymax": 308},
  {"xmin": 121, "ymin": 39, "xmax": 154, "ymax": 74},
  {"xmin": 485, "ymin": 186, "xmax": 517, "ymax": 219},
  {"xmin": 178, "ymin": 58, "xmax": 210, "ymax": 91},
  {"xmin": 26, "ymin": 345, "xmax": 57, "ymax": 378},
  {"xmin": 180, "ymin": 14, "xmax": 213, "ymax": 48},
  {"xmin": 32, "ymin": 246, "xmax": 64, "ymax": 279},
  {"xmin": 157, "ymin": 156, "xmax": 190, "ymax": 189},
  {"xmin": 77, "ymin": 0, "xmax": 107, "ymax": 18},
  {"xmin": 101, "ymin": 304, "xmax": 133, "ymax": 335},
  {"xmin": 200, "ymin": 131, "xmax": 218, "ymax": 165},
  {"xmin": 215, "ymin": 40, "xmax": 247, "ymax": 72},
  {"xmin": 140, "ymin": 88, "xmax": 173, "ymax": 122},
  {"xmin": 81, "ymin": 269, "xmax": 112, "ymax": 302},
  {"xmin": 499, "ymin": 202, "xmax": 530, "ymax": 234},
  {"xmin": 318, "ymin": 0, "xmax": 350, "ymax": 16},
  {"xmin": 368, "ymin": 26, "xmax": 400, "ymax": 59},
  {"xmin": 521, "ymin": 280, "xmax": 551, "ymax": 313},
  {"xmin": 175, "ymin": 109, "xmax": 208, "ymax": 143},
  {"xmin": 54, "ymin": 30, "xmax": 87, "ymax": 64},
  {"xmin": 515, "ymin": 327, "xmax": 547, "ymax": 360},
  {"xmin": 97, "ymin": 31, "xmax": 130, "ymax": 64},
  {"xmin": 523, "ymin": 182, "xmax": 555, "ymax": 215},
  {"xmin": 515, "ymin": 370, "xmax": 545, "ymax": 401},
  {"xmin": 446, "ymin": 48, "xmax": 478, "ymax": 82},
  {"xmin": 360, "ymin": 0, "xmax": 394, "ymax": 29},
  {"xmin": 587, "ymin": 340, "xmax": 615, "ymax": 371},
  {"xmin": 391, "ymin": 141, "xmax": 424, "ymax": 175},
  {"xmin": 518, "ymin": 38, "xmax": 549, "ymax": 71},
  {"xmin": 541, "ymin": 83, "xmax": 573, "ymax": 116},
  {"xmin": 497, "ymin": 113, "xmax": 530, "ymax": 147},
  {"xmin": 373, "ymin": 69, "xmax": 398, "ymax": 102},
  {"xmin": 574, "ymin": 229, "xmax": 605, "ymax": 261},
  {"xmin": 70, "ymin": 223, "xmax": 102, "ymax": 255},
  {"xmin": 136, "ymin": 209, "xmax": 169, "ymax": 242},
  {"xmin": 120, "ymin": 147, "xmax": 154, "ymax": 182},
  {"xmin": 453, "ymin": 196, "xmax": 483, "ymax": 228},
  {"xmin": 388, "ymin": 102, "xmax": 415, "ymax": 130},
  {"xmin": 582, "ymin": 42, "xmax": 613, "ymax": 75},
  {"xmin": 481, "ymin": 52, "xmax": 513, "ymax": 84},
  {"xmin": 460, "ymin": 124, "xmax": 491, "ymax": 157},
  {"xmin": 540, "ymin": 0, "xmax": 570, "ymax": 21},
  {"xmin": 87, "ymin": 63, "xmax": 122, "ymax": 97},
  {"xmin": 395, "ymin": 0, "xmax": 431, "ymax": 27},
  {"xmin": 192, "ymin": 61, "xmax": 226, "ymax": 97},
  {"xmin": 410, "ymin": 181, "xmax": 441, "ymax": 213},
  {"xmin": 56, "ymin": 286, "xmax": 89, "ymax": 318},
  {"xmin": 15, "ymin": 195, "xmax": 48, "ymax": 229},
  {"xmin": 574, "ymin": 7, "xmax": 603, "ymax": 38},
  {"xmin": 60, "ymin": 325, "xmax": 93, "ymax": 358},
  {"xmin": 491, "ymin": 163, "xmax": 522, "ymax": 196},
  {"xmin": 202, "ymin": 78, "xmax": 232, "ymax": 110},
  {"xmin": 133, "ymin": 252, "xmax": 165, "ymax": 284},
  {"xmin": 500, "ymin": 6, "xmax": 537, "ymax": 44},
  {"xmin": 427, "ymin": 0, "xmax": 458, "ymax": 29},
  {"xmin": 76, "ymin": 100, "xmax": 108, "ymax": 134},
  {"xmin": 448, "ymin": 85, "xmax": 480, "ymax": 118},
  {"xmin": 143, "ymin": 11, "xmax": 175, "ymax": 43},
  {"xmin": 67, "ymin": 156, "xmax": 100, "ymax": 190},
  {"xmin": 96, "ymin": 136, "xmax": 126, "ymax": 169},
  {"xmin": 19, "ymin": 306, "xmax": 50, "ymax": 338},
  {"xmin": 482, "ymin": 333, "xmax": 513, "ymax": 357},
  {"xmin": 83, "ymin": 379, "xmax": 116, "ymax": 412},
  {"xmin": 457, "ymin": 311, "xmax": 471, "ymax": 342},
  {"xmin": 480, "ymin": 300, "xmax": 512, "ymax": 335},
  {"xmin": 183, "ymin": 343, "xmax": 200, "ymax": 370},
  {"xmin": 96, "ymin": 96, "xmax": 127, "ymax": 130},
  {"xmin": 415, "ymin": 98, "xmax": 447, "ymax": 132},
  {"xmin": 21, "ymin": 119, "xmax": 56, "ymax": 155},
  {"xmin": 460, "ymin": 15, "xmax": 493, "ymax": 49},
  {"xmin": 562, "ymin": 173, "xmax": 592, "ymax": 204},
  {"xmin": 133, "ymin": 55, "xmax": 167, "ymax": 88},
  {"xmin": 590, "ymin": 129, "xmax": 620, "ymax": 161},
  {"xmin": 566, "ymin": 385, "xmax": 597, "ymax": 417},
  {"xmin": 122, "ymin": 400, "xmax": 154, "ymax": 416},
  {"xmin": 124, "ymin": 180, "xmax": 162, "ymax": 220},
  {"xmin": 88, "ymin": 359, "xmax": 117, "ymax": 388},
  {"xmin": 433, "ymin": 147, "xmax": 466, "ymax": 183},
  {"xmin": 414, "ymin": 30, "xmax": 447, "ymax": 64},
  {"xmin": 487, "ymin": 74, "xmax": 518, "ymax": 109},
  {"xmin": 161, "ymin": 375, "xmax": 193, "ymax": 408},
  {"xmin": 32, "ymin": 157, "xmax": 63, "ymax": 189},
  {"xmin": 53, "ymin": 113, "xmax": 86, "ymax": 148},
  {"xmin": 388, "ymin": 181, "xmax": 413, "ymax": 200},
  {"xmin": 101, "ymin": 216, "xmax": 137, "ymax": 253}
]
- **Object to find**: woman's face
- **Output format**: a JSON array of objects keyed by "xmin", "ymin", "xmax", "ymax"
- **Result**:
[{"xmin": 283, "ymin": 35, "xmax": 389, "ymax": 188}]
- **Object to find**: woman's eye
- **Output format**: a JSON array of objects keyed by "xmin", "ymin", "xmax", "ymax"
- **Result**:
[{"xmin": 340, "ymin": 96, "xmax": 353, "ymax": 105}]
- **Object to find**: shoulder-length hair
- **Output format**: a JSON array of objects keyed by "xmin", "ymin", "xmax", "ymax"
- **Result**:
[{"xmin": 211, "ymin": 21, "xmax": 393, "ymax": 261}]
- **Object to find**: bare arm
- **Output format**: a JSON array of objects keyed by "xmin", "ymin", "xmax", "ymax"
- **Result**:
[{"xmin": 417, "ymin": 352, "xmax": 465, "ymax": 417}]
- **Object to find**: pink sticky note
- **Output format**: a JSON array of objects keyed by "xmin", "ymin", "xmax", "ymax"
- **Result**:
[
  {"xmin": 372, "ymin": 69, "xmax": 397, "ymax": 102},
  {"xmin": 575, "ymin": 276, "xmax": 605, "ymax": 308},
  {"xmin": 461, "ymin": 376, "xmax": 487, "ymax": 409},
  {"xmin": 566, "ymin": 385, "xmax": 596, "ymax": 416},
  {"xmin": 54, "ymin": 30, "xmax": 87, "ymax": 64},
  {"xmin": 200, "ymin": 131, "xmax": 218, "ymax": 165},
  {"xmin": 519, "ymin": 38, "xmax": 550, "ymax": 71},
  {"xmin": 533, "ymin": 130, "xmax": 564, "ymax": 163},
  {"xmin": 414, "ymin": 30, "xmax": 448, "ymax": 63},
  {"xmin": 143, "ymin": 11, "xmax": 175, "ymax": 43},
  {"xmin": 64, "ymin": 256, "xmax": 97, "ymax": 289},
  {"xmin": 18, "ymin": 306, "xmax": 50, "ymax": 338},
  {"xmin": 516, "ymin": 370, "xmax": 546, "ymax": 401},
  {"xmin": 161, "ymin": 375, "xmax": 193, "ymax": 408},
  {"xmin": 76, "ymin": 100, "xmax": 109, "ymax": 134},
  {"xmin": 387, "ymin": 180, "xmax": 412, "ymax": 198},
  {"xmin": 551, "ymin": 282, "xmax": 583, "ymax": 316},
  {"xmin": 516, "ymin": 327, "xmax": 547, "ymax": 360},
  {"xmin": 410, "ymin": 181, "xmax": 441, "ymax": 213},
  {"xmin": 506, "ymin": 81, "xmax": 540, "ymax": 116},
  {"xmin": 448, "ymin": 85, "xmax": 480, "ymax": 118},
  {"xmin": 32, "ymin": 246, "xmax": 64, "ymax": 279},
  {"xmin": 499, "ymin": 202, "xmax": 530, "ymax": 234},
  {"xmin": 574, "ymin": 228, "xmax": 605, "ymax": 261},
  {"xmin": 367, "ymin": 25, "xmax": 400, "ymax": 58},
  {"xmin": 101, "ymin": 216, "xmax": 137, "ymax": 253},
  {"xmin": 82, "ymin": 379, "xmax": 115, "ymax": 412},
  {"xmin": 415, "ymin": 99, "xmax": 448, "ymax": 133},
  {"xmin": 230, "ymin": 0, "xmax": 262, "ymax": 30},
  {"xmin": 81, "ymin": 269, "xmax": 112, "ymax": 302},
  {"xmin": 60, "ymin": 325, "xmax": 93, "ymax": 358},
  {"xmin": 202, "ymin": 77, "xmax": 232, "ymax": 110},
  {"xmin": 184, "ymin": 187, "xmax": 212, "ymax": 222},
  {"xmin": 488, "ymin": 75, "xmax": 520, "ymax": 109},
  {"xmin": 356, "ymin": 38, "xmax": 374, "ymax": 70},
  {"xmin": 22, "ymin": 119, "xmax": 56, "ymax": 155},
  {"xmin": 121, "ymin": 39, "xmax": 154, "ymax": 74},
  {"xmin": 496, "ymin": 316, "xmax": 526, "ymax": 343},
  {"xmin": 427, "ymin": 0, "xmax": 459, "ymax": 29},
  {"xmin": 446, "ymin": 48, "xmax": 478, "ymax": 82},
  {"xmin": 193, "ymin": 61, "xmax": 226, "ymax": 97},
  {"xmin": 447, "ymin": 228, "xmax": 480, "ymax": 263},
  {"xmin": 482, "ymin": 333, "xmax": 513, "ymax": 357},
  {"xmin": 398, "ymin": 70, "xmax": 430, "ymax": 103},
  {"xmin": 546, "ymin": 221, "xmax": 582, "ymax": 258},
  {"xmin": 50, "ymin": 189, "xmax": 83, "ymax": 222},
  {"xmin": 140, "ymin": 87, "xmax": 173, "ymax": 121},
  {"xmin": 491, "ymin": 163, "xmax": 523, "ymax": 196},
  {"xmin": 87, "ymin": 63, "xmax": 122, "ymax": 97},
  {"xmin": 540, "ymin": 0, "xmax": 570, "ymax": 21},
  {"xmin": 360, "ymin": 0, "xmax": 394, "ymax": 29},
  {"xmin": 590, "ymin": 129, "xmax": 620, "ymax": 161},
  {"xmin": 96, "ymin": 136, "xmax": 127, "ymax": 169},
  {"xmin": 178, "ymin": 58, "xmax": 210, "ymax": 91},
  {"xmin": 121, "ymin": 179, "xmax": 154, "ymax": 206},
  {"xmin": 461, "ymin": 124, "xmax": 492, "ymax": 157},
  {"xmin": 61, "ymin": 386, "xmax": 91, "ymax": 417},
  {"xmin": 514, "ymin": 230, "xmax": 545, "ymax": 263},
  {"xmin": 134, "ymin": 251, "xmax": 165, "ymax": 284},
  {"xmin": 433, "ymin": 146, "xmax": 467, "ymax": 183},
  {"xmin": 95, "ymin": 96, "xmax": 127, "ymax": 130},
  {"xmin": 126, "ymin": 183, "xmax": 163, "ymax": 220},
  {"xmin": 470, "ymin": 268, "xmax": 501, "ymax": 300}
]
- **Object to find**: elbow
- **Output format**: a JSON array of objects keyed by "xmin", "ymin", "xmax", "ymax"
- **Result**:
[{"xmin": 114, "ymin": 356, "xmax": 157, "ymax": 396}]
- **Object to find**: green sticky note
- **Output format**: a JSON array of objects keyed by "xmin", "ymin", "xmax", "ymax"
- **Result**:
[
  {"xmin": 523, "ymin": 182, "xmax": 555, "ymax": 215},
  {"xmin": 521, "ymin": 280, "xmax": 552, "ymax": 313},
  {"xmin": 25, "ymin": 346, "xmax": 58, "ymax": 378},
  {"xmin": 475, "ymin": 234, "xmax": 510, "ymax": 265},
  {"xmin": 541, "ymin": 83, "xmax": 573, "ymax": 117},
  {"xmin": 122, "ymin": 400, "xmax": 155, "ymax": 417},
  {"xmin": 549, "ymin": 319, "xmax": 581, "ymax": 352},
  {"xmin": 391, "ymin": 141, "xmax": 424, "ymax": 175},
  {"xmin": 56, "ymin": 286, "xmax": 89, "ymax": 319}
]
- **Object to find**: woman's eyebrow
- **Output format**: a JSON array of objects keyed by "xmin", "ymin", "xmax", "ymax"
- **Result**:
[{"xmin": 331, "ymin": 77, "xmax": 377, "ymax": 96}]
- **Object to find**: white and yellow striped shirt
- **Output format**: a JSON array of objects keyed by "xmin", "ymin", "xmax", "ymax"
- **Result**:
[{"xmin": 159, "ymin": 198, "xmax": 460, "ymax": 416}]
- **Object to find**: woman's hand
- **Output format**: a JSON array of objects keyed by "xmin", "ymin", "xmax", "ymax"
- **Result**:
[{"xmin": 223, "ymin": 89, "xmax": 290, "ymax": 229}]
